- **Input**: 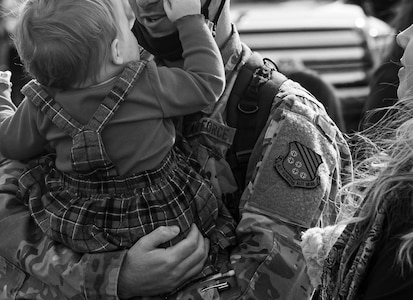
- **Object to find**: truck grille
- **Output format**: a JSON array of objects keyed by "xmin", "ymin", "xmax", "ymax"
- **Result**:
[{"xmin": 237, "ymin": 27, "xmax": 374, "ymax": 101}]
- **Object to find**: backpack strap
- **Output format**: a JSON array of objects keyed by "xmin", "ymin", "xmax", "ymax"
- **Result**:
[{"xmin": 226, "ymin": 53, "xmax": 285, "ymax": 192}]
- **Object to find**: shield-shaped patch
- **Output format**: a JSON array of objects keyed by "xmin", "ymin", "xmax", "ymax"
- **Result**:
[{"xmin": 274, "ymin": 141, "xmax": 322, "ymax": 188}]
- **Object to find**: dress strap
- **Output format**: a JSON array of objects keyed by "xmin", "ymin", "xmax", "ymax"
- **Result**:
[
  {"xmin": 22, "ymin": 60, "xmax": 149, "ymax": 177},
  {"xmin": 22, "ymin": 80, "xmax": 83, "ymax": 138},
  {"xmin": 87, "ymin": 60, "xmax": 148, "ymax": 132}
]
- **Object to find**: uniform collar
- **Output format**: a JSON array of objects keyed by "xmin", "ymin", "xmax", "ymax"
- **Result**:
[{"xmin": 220, "ymin": 24, "xmax": 243, "ymax": 72}]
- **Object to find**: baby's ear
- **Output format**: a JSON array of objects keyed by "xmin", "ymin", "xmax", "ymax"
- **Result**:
[{"xmin": 110, "ymin": 38, "xmax": 124, "ymax": 65}]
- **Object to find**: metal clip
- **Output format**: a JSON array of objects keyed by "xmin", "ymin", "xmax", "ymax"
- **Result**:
[
  {"xmin": 201, "ymin": 281, "xmax": 230, "ymax": 293},
  {"xmin": 200, "ymin": 270, "xmax": 235, "ymax": 283},
  {"xmin": 205, "ymin": 19, "xmax": 217, "ymax": 38}
]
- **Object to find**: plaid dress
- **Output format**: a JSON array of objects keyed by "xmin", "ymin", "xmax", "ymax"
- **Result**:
[{"xmin": 18, "ymin": 60, "xmax": 237, "ymax": 276}]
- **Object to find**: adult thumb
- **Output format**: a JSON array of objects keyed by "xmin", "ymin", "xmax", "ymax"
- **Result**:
[{"xmin": 138, "ymin": 226, "xmax": 180, "ymax": 250}]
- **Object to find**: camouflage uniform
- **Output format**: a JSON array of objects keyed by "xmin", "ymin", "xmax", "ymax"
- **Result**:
[
  {"xmin": 164, "ymin": 68, "xmax": 353, "ymax": 300},
  {"xmin": 0, "ymin": 25, "xmax": 353, "ymax": 299}
]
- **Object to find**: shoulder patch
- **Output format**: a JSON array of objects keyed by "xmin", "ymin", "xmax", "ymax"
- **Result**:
[{"xmin": 274, "ymin": 141, "xmax": 322, "ymax": 189}]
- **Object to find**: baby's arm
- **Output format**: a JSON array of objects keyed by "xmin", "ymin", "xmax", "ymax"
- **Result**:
[
  {"xmin": 0, "ymin": 74, "xmax": 47, "ymax": 160},
  {"xmin": 148, "ymin": 0, "xmax": 225, "ymax": 117}
]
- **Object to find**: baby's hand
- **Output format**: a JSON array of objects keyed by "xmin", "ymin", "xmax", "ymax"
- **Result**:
[
  {"xmin": 163, "ymin": 0, "xmax": 201, "ymax": 23},
  {"xmin": 0, "ymin": 71, "xmax": 12, "ymax": 96},
  {"xmin": 0, "ymin": 71, "xmax": 11, "ymax": 88}
]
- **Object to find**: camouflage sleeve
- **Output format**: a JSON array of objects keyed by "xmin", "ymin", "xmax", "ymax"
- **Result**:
[
  {"xmin": 243, "ymin": 78, "xmax": 353, "ymax": 228},
  {"xmin": 231, "ymin": 77, "xmax": 353, "ymax": 299},
  {"xmin": 0, "ymin": 158, "xmax": 126, "ymax": 299}
]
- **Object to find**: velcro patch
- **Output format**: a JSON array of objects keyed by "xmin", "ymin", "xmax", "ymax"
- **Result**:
[
  {"xmin": 274, "ymin": 141, "xmax": 322, "ymax": 189},
  {"xmin": 184, "ymin": 117, "xmax": 236, "ymax": 146}
]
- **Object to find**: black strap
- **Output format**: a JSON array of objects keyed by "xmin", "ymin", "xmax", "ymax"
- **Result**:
[
  {"xmin": 226, "ymin": 55, "xmax": 279, "ymax": 191},
  {"xmin": 201, "ymin": 0, "xmax": 226, "ymax": 35},
  {"xmin": 201, "ymin": 0, "xmax": 213, "ymax": 18},
  {"xmin": 213, "ymin": 0, "xmax": 227, "ymax": 25}
]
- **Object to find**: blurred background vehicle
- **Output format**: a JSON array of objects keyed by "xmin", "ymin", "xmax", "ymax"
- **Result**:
[{"xmin": 231, "ymin": 0, "xmax": 394, "ymax": 132}]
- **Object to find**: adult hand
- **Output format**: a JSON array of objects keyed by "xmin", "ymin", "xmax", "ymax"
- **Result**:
[{"xmin": 117, "ymin": 224, "xmax": 209, "ymax": 298}]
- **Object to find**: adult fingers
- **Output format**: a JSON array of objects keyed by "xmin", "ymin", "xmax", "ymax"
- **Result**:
[
  {"xmin": 166, "ymin": 224, "xmax": 209, "ymax": 284},
  {"xmin": 137, "ymin": 225, "xmax": 180, "ymax": 250}
]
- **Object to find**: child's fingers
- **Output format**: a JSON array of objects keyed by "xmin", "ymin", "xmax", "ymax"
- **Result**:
[
  {"xmin": 0, "ymin": 71, "xmax": 12, "ymax": 87},
  {"xmin": 0, "ymin": 71, "xmax": 11, "ymax": 81},
  {"xmin": 163, "ymin": 0, "xmax": 172, "ymax": 13},
  {"xmin": 163, "ymin": 0, "xmax": 200, "ymax": 23}
]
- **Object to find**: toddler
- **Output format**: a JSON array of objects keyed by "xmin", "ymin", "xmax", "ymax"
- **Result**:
[{"xmin": 0, "ymin": 0, "xmax": 236, "ymax": 279}]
